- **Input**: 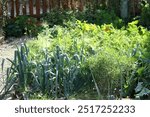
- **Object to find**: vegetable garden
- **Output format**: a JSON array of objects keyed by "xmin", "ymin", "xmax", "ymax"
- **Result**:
[{"xmin": 0, "ymin": 0, "xmax": 150, "ymax": 100}]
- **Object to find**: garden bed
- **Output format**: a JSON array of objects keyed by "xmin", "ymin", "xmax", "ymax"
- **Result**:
[
  {"xmin": 1, "ymin": 2, "xmax": 150, "ymax": 100},
  {"xmin": 0, "ymin": 36, "xmax": 29, "ymax": 95},
  {"xmin": 1, "ymin": 20, "xmax": 150, "ymax": 100}
]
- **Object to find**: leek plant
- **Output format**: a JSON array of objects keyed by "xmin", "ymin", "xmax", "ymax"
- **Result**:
[{"xmin": 0, "ymin": 44, "xmax": 87, "ymax": 99}]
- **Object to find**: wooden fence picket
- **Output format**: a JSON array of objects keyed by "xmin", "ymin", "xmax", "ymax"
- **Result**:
[
  {"xmin": 29, "ymin": 0, "xmax": 33, "ymax": 16},
  {"xmin": 10, "ymin": 0, "xmax": 14, "ymax": 18},
  {"xmin": 15, "ymin": 0, "xmax": 20, "ymax": 16},
  {"xmin": 36, "ymin": 0, "xmax": 41, "ymax": 17}
]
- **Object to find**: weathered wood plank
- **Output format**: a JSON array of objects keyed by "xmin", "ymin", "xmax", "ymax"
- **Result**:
[
  {"xmin": 15, "ymin": 0, "xmax": 19, "ymax": 16},
  {"xmin": 29, "ymin": 0, "xmax": 33, "ymax": 15},
  {"xmin": 36, "ymin": 0, "xmax": 41, "ymax": 17},
  {"xmin": 10, "ymin": 0, "xmax": 14, "ymax": 18}
]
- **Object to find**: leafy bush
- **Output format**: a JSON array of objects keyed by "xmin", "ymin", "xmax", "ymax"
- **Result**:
[
  {"xmin": 4, "ymin": 19, "xmax": 24, "ymax": 37},
  {"xmin": 123, "ymin": 21, "xmax": 150, "ymax": 99},
  {"xmin": 140, "ymin": 0, "xmax": 150, "ymax": 28},
  {"xmin": 78, "ymin": 9, "xmax": 124, "ymax": 28},
  {"xmin": 41, "ymin": 10, "xmax": 77, "ymax": 27},
  {"xmin": 41, "ymin": 9, "xmax": 124, "ymax": 28},
  {"xmin": 4, "ymin": 9, "xmax": 114, "ymax": 37},
  {"xmin": 4, "ymin": 16, "xmax": 44, "ymax": 37}
]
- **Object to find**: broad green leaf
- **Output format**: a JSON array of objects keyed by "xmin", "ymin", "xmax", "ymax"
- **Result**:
[{"xmin": 135, "ymin": 82, "xmax": 143, "ymax": 93}]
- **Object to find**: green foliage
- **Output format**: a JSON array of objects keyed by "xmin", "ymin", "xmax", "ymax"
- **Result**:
[
  {"xmin": 31, "ymin": 21, "xmax": 150, "ymax": 99},
  {"xmin": 41, "ymin": 9, "xmax": 124, "ymax": 28},
  {"xmin": 135, "ymin": 82, "xmax": 150, "ymax": 98},
  {"xmin": 41, "ymin": 10, "xmax": 76, "ymax": 27},
  {"xmin": 79, "ymin": 9, "xmax": 124, "ymax": 28},
  {"xmin": 4, "ymin": 19, "xmax": 23, "ymax": 37},
  {"xmin": 26, "ymin": 20, "xmax": 150, "ymax": 99},
  {"xmin": 140, "ymin": 0, "xmax": 150, "ymax": 28},
  {"xmin": 0, "ymin": 43, "xmax": 87, "ymax": 99},
  {"xmin": 1, "ymin": 20, "xmax": 150, "ymax": 100},
  {"xmin": 4, "ymin": 16, "xmax": 43, "ymax": 37},
  {"xmin": 123, "ymin": 21, "xmax": 150, "ymax": 99},
  {"xmin": 3, "ymin": 8, "xmax": 123, "ymax": 38},
  {"xmin": 129, "ymin": 54, "xmax": 150, "ymax": 99}
]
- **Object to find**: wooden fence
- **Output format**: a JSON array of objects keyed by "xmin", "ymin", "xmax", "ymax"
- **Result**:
[
  {"xmin": 0, "ymin": 0, "xmax": 87, "ymax": 18},
  {"xmin": 0, "ymin": 0, "xmax": 145, "ymax": 19}
]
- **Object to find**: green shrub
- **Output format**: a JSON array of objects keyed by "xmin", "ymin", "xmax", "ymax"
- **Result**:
[
  {"xmin": 79, "ymin": 9, "xmax": 124, "ymax": 28},
  {"xmin": 4, "ymin": 20, "xmax": 24, "ymax": 37},
  {"xmin": 140, "ymin": 0, "xmax": 150, "ymax": 28},
  {"xmin": 41, "ymin": 9, "xmax": 124, "ymax": 28},
  {"xmin": 4, "ymin": 16, "xmax": 44, "ymax": 37},
  {"xmin": 41, "ymin": 10, "xmax": 77, "ymax": 27},
  {"xmin": 123, "ymin": 21, "xmax": 150, "ymax": 99}
]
